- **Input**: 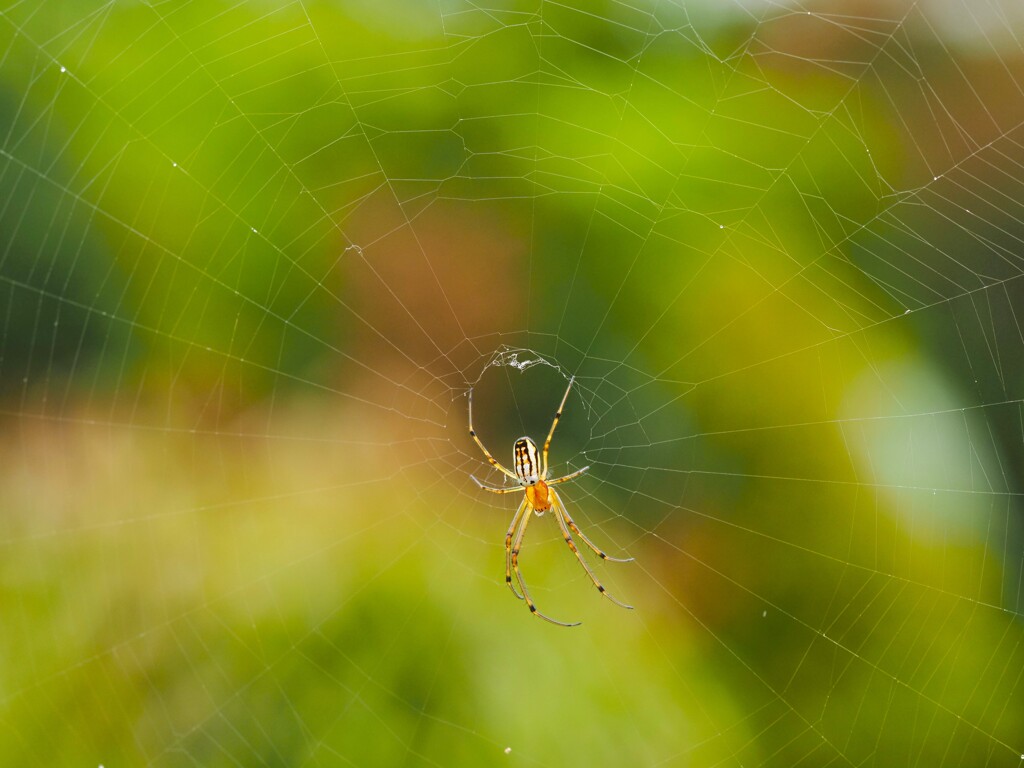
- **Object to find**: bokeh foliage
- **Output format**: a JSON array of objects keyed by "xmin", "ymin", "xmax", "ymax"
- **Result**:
[{"xmin": 2, "ymin": 1, "xmax": 1024, "ymax": 765}]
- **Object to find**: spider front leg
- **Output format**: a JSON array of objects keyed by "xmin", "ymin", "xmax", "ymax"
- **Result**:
[
  {"xmin": 553, "ymin": 488, "xmax": 634, "ymax": 564},
  {"xmin": 504, "ymin": 498, "xmax": 528, "ymax": 600},
  {"xmin": 510, "ymin": 501, "xmax": 581, "ymax": 627},
  {"xmin": 552, "ymin": 490, "xmax": 633, "ymax": 609},
  {"xmin": 470, "ymin": 476, "xmax": 524, "ymax": 596}
]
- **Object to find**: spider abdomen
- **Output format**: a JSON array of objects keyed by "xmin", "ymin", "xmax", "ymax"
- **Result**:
[
  {"xmin": 526, "ymin": 480, "xmax": 552, "ymax": 512},
  {"xmin": 513, "ymin": 436, "xmax": 540, "ymax": 485}
]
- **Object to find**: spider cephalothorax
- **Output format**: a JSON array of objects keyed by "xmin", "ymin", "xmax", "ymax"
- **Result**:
[{"xmin": 469, "ymin": 376, "xmax": 633, "ymax": 626}]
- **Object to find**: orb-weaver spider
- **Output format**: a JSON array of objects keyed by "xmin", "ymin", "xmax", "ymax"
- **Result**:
[{"xmin": 469, "ymin": 376, "xmax": 633, "ymax": 627}]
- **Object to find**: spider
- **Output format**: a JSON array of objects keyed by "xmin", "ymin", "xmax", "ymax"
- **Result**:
[{"xmin": 469, "ymin": 375, "xmax": 633, "ymax": 627}]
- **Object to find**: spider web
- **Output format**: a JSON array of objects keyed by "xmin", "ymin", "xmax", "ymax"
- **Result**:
[{"xmin": 2, "ymin": 0, "xmax": 1024, "ymax": 765}]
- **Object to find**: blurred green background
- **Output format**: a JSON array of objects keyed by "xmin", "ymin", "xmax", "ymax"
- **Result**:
[{"xmin": 3, "ymin": 0, "xmax": 1024, "ymax": 765}]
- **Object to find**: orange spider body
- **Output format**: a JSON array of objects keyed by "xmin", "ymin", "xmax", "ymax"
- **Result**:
[
  {"xmin": 513, "ymin": 436, "xmax": 551, "ymax": 512},
  {"xmin": 525, "ymin": 479, "xmax": 552, "ymax": 512}
]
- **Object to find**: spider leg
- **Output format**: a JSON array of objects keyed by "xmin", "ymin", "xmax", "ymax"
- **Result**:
[
  {"xmin": 475, "ymin": 475, "xmax": 523, "ymax": 597},
  {"xmin": 552, "ymin": 491, "xmax": 633, "ymax": 610},
  {"xmin": 468, "ymin": 387, "xmax": 518, "ymax": 481},
  {"xmin": 552, "ymin": 488, "xmax": 633, "ymax": 563},
  {"xmin": 504, "ymin": 498, "xmax": 528, "ymax": 600},
  {"xmin": 510, "ymin": 502, "xmax": 581, "ymax": 627},
  {"xmin": 471, "ymin": 476, "xmax": 520, "ymax": 494},
  {"xmin": 547, "ymin": 466, "xmax": 589, "ymax": 485},
  {"xmin": 541, "ymin": 376, "xmax": 575, "ymax": 479}
]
